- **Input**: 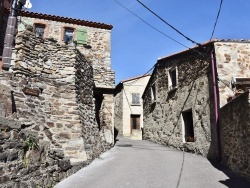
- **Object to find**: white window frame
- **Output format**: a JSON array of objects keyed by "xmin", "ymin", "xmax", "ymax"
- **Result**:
[
  {"xmin": 168, "ymin": 67, "xmax": 178, "ymax": 91},
  {"xmin": 151, "ymin": 83, "xmax": 156, "ymax": 103}
]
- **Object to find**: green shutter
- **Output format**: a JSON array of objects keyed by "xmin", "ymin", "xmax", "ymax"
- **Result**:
[
  {"xmin": 76, "ymin": 28, "xmax": 87, "ymax": 45},
  {"xmin": 18, "ymin": 20, "xmax": 33, "ymax": 31}
]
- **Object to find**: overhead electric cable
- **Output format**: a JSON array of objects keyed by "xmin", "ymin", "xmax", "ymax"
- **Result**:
[
  {"xmin": 135, "ymin": 0, "xmax": 201, "ymax": 46},
  {"xmin": 123, "ymin": 65, "xmax": 155, "ymax": 86},
  {"xmin": 113, "ymin": 0, "xmax": 190, "ymax": 49},
  {"xmin": 113, "ymin": 0, "xmax": 206, "ymax": 86},
  {"xmin": 210, "ymin": 0, "xmax": 224, "ymax": 41}
]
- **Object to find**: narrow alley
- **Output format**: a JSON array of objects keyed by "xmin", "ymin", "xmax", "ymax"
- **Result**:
[{"xmin": 55, "ymin": 137, "xmax": 250, "ymax": 188}]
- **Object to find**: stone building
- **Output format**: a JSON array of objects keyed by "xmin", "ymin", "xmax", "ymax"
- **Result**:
[
  {"xmin": 114, "ymin": 75, "xmax": 150, "ymax": 140},
  {"xmin": 1, "ymin": 8, "xmax": 115, "ymax": 143},
  {"xmin": 0, "ymin": 8, "xmax": 115, "ymax": 187},
  {"xmin": 142, "ymin": 40, "xmax": 250, "ymax": 160}
]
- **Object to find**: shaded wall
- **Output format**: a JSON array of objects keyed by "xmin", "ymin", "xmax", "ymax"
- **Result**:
[
  {"xmin": 0, "ymin": 30, "xmax": 112, "ymax": 187},
  {"xmin": 220, "ymin": 91, "xmax": 250, "ymax": 181},
  {"xmin": 114, "ymin": 85, "xmax": 123, "ymax": 135},
  {"xmin": 143, "ymin": 51, "xmax": 217, "ymax": 158}
]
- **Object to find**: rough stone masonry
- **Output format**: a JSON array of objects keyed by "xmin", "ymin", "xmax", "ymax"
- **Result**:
[{"xmin": 0, "ymin": 30, "xmax": 113, "ymax": 187}]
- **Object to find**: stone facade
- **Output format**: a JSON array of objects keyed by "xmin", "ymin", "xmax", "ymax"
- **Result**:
[
  {"xmin": 0, "ymin": 116, "xmax": 83, "ymax": 187},
  {"xmin": 142, "ymin": 40, "xmax": 250, "ymax": 160},
  {"xmin": 114, "ymin": 85, "xmax": 123, "ymax": 136},
  {"xmin": 16, "ymin": 13, "xmax": 115, "ymax": 89},
  {"xmin": 220, "ymin": 91, "xmax": 250, "ymax": 181},
  {"xmin": 114, "ymin": 75, "xmax": 151, "ymax": 140},
  {"xmin": 0, "ymin": 10, "xmax": 115, "ymax": 146},
  {"xmin": 0, "ymin": 28, "xmax": 113, "ymax": 186},
  {"xmin": 143, "ymin": 46, "xmax": 217, "ymax": 158},
  {"xmin": 215, "ymin": 41, "xmax": 250, "ymax": 107}
]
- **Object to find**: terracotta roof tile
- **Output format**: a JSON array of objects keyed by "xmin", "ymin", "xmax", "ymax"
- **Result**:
[
  {"xmin": 158, "ymin": 39, "xmax": 250, "ymax": 61},
  {"xmin": 121, "ymin": 74, "xmax": 151, "ymax": 83},
  {"xmin": 4, "ymin": 8, "xmax": 113, "ymax": 30},
  {"xmin": 21, "ymin": 11, "xmax": 113, "ymax": 30}
]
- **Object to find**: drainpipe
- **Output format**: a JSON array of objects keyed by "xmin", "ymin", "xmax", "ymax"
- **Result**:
[
  {"xmin": 2, "ymin": 0, "xmax": 23, "ymax": 70},
  {"xmin": 210, "ymin": 50, "xmax": 221, "ymax": 162}
]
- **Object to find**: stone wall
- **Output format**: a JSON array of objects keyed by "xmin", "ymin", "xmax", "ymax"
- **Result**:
[
  {"xmin": 143, "ymin": 51, "xmax": 218, "ymax": 158},
  {"xmin": 220, "ymin": 91, "xmax": 250, "ymax": 181},
  {"xmin": 214, "ymin": 41, "xmax": 250, "ymax": 107},
  {"xmin": 114, "ymin": 85, "xmax": 123, "ymax": 136},
  {"xmin": 0, "ymin": 116, "xmax": 82, "ymax": 187},
  {"xmin": 0, "ymin": 30, "xmax": 113, "ymax": 187},
  {"xmin": 17, "ymin": 16, "xmax": 115, "ymax": 89}
]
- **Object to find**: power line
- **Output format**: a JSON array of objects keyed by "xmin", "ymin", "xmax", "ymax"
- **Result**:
[
  {"xmin": 114, "ymin": 0, "xmax": 205, "ymax": 56},
  {"xmin": 135, "ymin": 0, "xmax": 201, "ymax": 46},
  {"xmin": 123, "ymin": 87, "xmax": 132, "ymax": 114},
  {"xmin": 113, "ymin": 0, "xmax": 191, "ymax": 49},
  {"xmin": 113, "ymin": 0, "xmax": 205, "ymax": 86},
  {"xmin": 123, "ymin": 66, "xmax": 154, "ymax": 86},
  {"xmin": 210, "ymin": 0, "xmax": 224, "ymax": 41}
]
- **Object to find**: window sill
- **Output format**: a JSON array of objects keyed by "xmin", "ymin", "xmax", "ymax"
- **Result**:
[
  {"xmin": 131, "ymin": 104, "xmax": 141, "ymax": 106},
  {"xmin": 168, "ymin": 86, "xmax": 178, "ymax": 93},
  {"xmin": 151, "ymin": 100, "xmax": 156, "ymax": 105}
]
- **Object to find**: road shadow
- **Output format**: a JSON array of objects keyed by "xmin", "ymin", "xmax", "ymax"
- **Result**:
[
  {"xmin": 115, "ymin": 139, "xmax": 180, "ymax": 152},
  {"xmin": 208, "ymin": 159, "xmax": 250, "ymax": 188},
  {"xmin": 116, "ymin": 144, "xmax": 133, "ymax": 147}
]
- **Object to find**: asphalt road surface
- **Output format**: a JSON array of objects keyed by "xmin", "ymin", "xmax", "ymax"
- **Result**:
[{"xmin": 55, "ymin": 137, "xmax": 250, "ymax": 188}]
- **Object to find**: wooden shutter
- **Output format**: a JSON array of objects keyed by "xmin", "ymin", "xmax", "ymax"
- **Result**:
[{"xmin": 76, "ymin": 28, "xmax": 87, "ymax": 45}]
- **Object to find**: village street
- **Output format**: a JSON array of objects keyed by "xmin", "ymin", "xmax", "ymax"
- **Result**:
[{"xmin": 55, "ymin": 137, "xmax": 250, "ymax": 188}]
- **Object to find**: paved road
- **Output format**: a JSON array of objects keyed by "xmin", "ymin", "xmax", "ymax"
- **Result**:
[{"xmin": 55, "ymin": 137, "xmax": 250, "ymax": 188}]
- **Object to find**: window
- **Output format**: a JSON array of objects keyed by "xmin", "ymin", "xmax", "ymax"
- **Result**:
[
  {"xmin": 182, "ymin": 109, "xmax": 195, "ymax": 142},
  {"xmin": 64, "ymin": 28, "xmax": 74, "ymax": 44},
  {"xmin": 132, "ymin": 93, "xmax": 140, "ymax": 105},
  {"xmin": 34, "ymin": 25, "xmax": 45, "ymax": 38},
  {"xmin": 151, "ymin": 83, "xmax": 156, "ymax": 103},
  {"xmin": 131, "ymin": 115, "xmax": 140, "ymax": 130},
  {"xmin": 168, "ymin": 68, "xmax": 177, "ymax": 90}
]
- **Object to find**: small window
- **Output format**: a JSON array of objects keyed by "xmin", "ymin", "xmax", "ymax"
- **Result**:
[
  {"xmin": 132, "ymin": 93, "xmax": 140, "ymax": 105},
  {"xmin": 182, "ymin": 110, "xmax": 195, "ymax": 142},
  {"xmin": 131, "ymin": 115, "xmax": 140, "ymax": 130},
  {"xmin": 34, "ymin": 25, "xmax": 45, "ymax": 38},
  {"xmin": 168, "ymin": 68, "xmax": 177, "ymax": 90},
  {"xmin": 151, "ymin": 83, "xmax": 156, "ymax": 103},
  {"xmin": 64, "ymin": 28, "xmax": 74, "ymax": 44}
]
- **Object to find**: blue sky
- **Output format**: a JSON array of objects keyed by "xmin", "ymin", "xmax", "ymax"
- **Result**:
[{"xmin": 29, "ymin": 0, "xmax": 250, "ymax": 84}]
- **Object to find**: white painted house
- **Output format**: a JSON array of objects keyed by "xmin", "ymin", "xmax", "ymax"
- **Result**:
[{"xmin": 114, "ymin": 75, "xmax": 150, "ymax": 140}]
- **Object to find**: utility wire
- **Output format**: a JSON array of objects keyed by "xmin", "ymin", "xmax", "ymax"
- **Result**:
[
  {"xmin": 114, "ymin": 0, "xmax": 205, "ymax": 58},
  {"xmin": 123, "ymin": 87, "xmax": 132, "ymax": 114},
  {"xmin": 113, "ymin": 0, "xmax": 191, "ymax": 49},
  {"xmin": 135, "ymin": 0, "xmax": 201, "ymax": 46},
  {"xmin": 113, "ymin": 0, "xmax": 205, "ymax": 86},
  {"xmin": 123, "ymin": 65, "xmax": 155, "ymax": 86},
  {"xmin": 210, "ymin": 0, "xmax": 224, "ymax": 41}
]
